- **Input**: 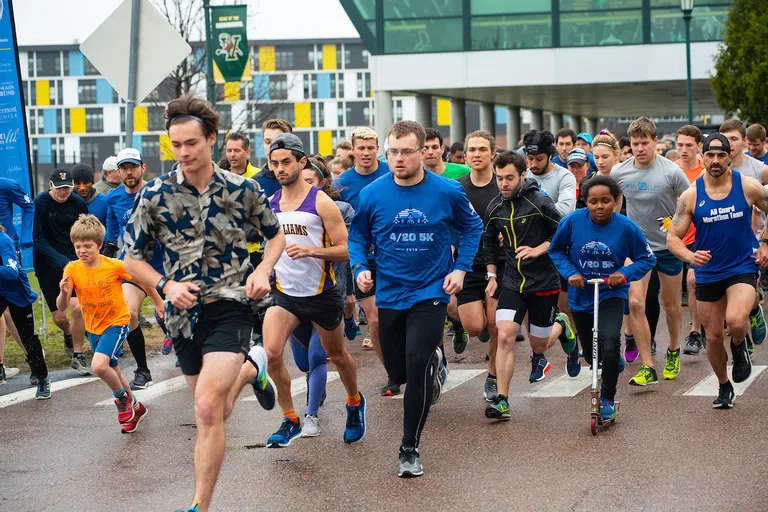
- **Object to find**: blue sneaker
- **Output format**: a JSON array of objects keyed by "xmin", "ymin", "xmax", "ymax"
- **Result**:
[
  {"xmin": 343, "ymin": 393, "xmax": 366, "ymax": 444},
  {"xmin": 750, "ymin": 305, "xmax": 766, "ymax": 345},
  {"xmin": 600, "ymin": 397, "xmax": 616, "ymax": 421},
  {"xmin": 267, "ymin": 418, "xmax": 302, "ymax": 448},
  {"xmin": 35, "ymin": 377, "xmax": 51, "ymax": 400},
  {"xmin": 566, "ymin": 344, "xmax": 581, "ymax": 377},
  {"xmin": 344, "ymin": 315, "xmax": 358, "ymax": 341},
  {"xmin": 529, "ymin": 353, "xmax": 551, "ymax": 382},
  {"xmin": 175, "ymin": 506, "xmax": 199, "ymax": 512},
  {"xmin": 248, "ymin": 346, "xmax": 275, "ymax": 411}
]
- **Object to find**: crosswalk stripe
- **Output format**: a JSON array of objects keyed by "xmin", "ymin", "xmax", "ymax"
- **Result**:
[
  {"xmin": 95, "ymin": 376, "xmax": 188, "ymax": 406},
  {"xmin": 392, "ymin": 369, "xmax": 486, "ymax": 399},
  {"xmin": 0, "ymin": 377, "xmax": 100, "ymax": 409},
  {"xmin": 683, "ymin": 365, "xmax": 767, "ymax": 397},
  {"xmin": 521, "ymin": 370, "xmax": 592, "ymax": 398},
  {"xmin": 241, "ymin": 371, "xmax": 340, "ymax": 402}
]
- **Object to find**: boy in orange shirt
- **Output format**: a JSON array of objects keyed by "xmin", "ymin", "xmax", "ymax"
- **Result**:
[{"xmin": 57, "ymin": 214, "xmax": 148, "ymax": 433}]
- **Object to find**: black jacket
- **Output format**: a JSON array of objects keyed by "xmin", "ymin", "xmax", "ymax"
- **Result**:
[{"xmin": 483, "ymin": 178, "xmax": 561, "ymax": 294}]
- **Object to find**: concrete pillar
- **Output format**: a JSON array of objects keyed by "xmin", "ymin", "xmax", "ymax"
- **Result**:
[
  {"xmin": 586, "ymin": 117, "xmax": 598, "ymax": 136},
  {"xmin": 374, "ymin": 90, "xmax": 393, "ymax": 155},
  {"xmin": 450, "ymin": 98, "xmax": 466, "ymax": 146},
  {"xmin": 550, "ymin": 113, "xmax": 564, "ymax": 133},
  {"xmin": 572, "ymin": 115, "xmax": 584, "ymax": 134},
  {"xmin": 414, "ymin": 93, "xmax": 432, "ymax": 129},
  {"xmin": 530, "ymin": 109, "xmax": 544, "ymax": 131},
  {"xmin": 506, "ymin": 106, "xmax": 521, "ymax": 147},
  {"xmin": 479, "ymin": 102, "xmax": 495, "ymax": 136}
]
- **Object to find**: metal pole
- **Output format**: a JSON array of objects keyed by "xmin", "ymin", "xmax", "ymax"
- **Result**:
[
  {"xmin": 203, "ymin": 0, "xmax": 219, "ymax": 161},
  {"xmin": 125, "ymin": 0, "xmax": 141, "ymax": 149},
  {"xmin": 683, "ymin": 11, "xmax": 693, "ymax": 124}
]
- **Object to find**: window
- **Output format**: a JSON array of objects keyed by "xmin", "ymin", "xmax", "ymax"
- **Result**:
[
  {"xmin": 337, "ymin": 102, "xmax": 345, "ymax": 127},
  {"xmin": 36, "ymin": 52, "xmax": 60, "ymax": 77},
  {"xmin": 27, "ymin": 53, "xmax": 35, "ymax": 78},
  {"xmin": 56, "ymin": 80, "xmax": 63, "ymax": 105},
  {"xmin": 650, "ymin": 4, "xmax": 729, "ymax": 43},
  {"xmin": 28, "ymin": 110, "xmax": 37, "ymax": 134},
  {"xmin": 472, "ymin": 14, "xmax": 552, "ymax": 50},
  {"xmin": 310, "ymin": 47, "xmax": 318, "ymax": 69},
  {"xmin": 269, "ymin": 74, "xmax": 289, "ymax": 100},
  {"xmin": 344, "ymin": 44, "xmax": 368, "ymax": 68},
  {"xmin": 78, "ymin": 80, "xmax": 97, "ymax": 104},
  {"xmin": 215, "ymin": 105, "xmax": 232, "ymax": 130},
  {"xmin": 317, "ymin": 102, "xmax": 325, "ymax": 127},
  {"xmin": 85, "ymin": 108, "xmax": 104, "ymax": 133},
  {"xmin": 275, "ymin": 50, "xmax": 295, "ymax": 69},
  {"xmin": 142, "ymin": 136, "xmax": 161, "ymax": 159},
  {"xmin": 346, "ymin": 101, "xmax": 371, "ymax": 126},
  {"xmin": 303, "ymin": 74, "xmax": 318, "ymax": 99},
  {"xmin": 560, "ymin": 9, "xmax": 643, "ymax": 46},
  {"xmin": 471, "ymin": 0, "xmax": 551, "ymax": 14},
  {"xmin": 83, "ymin": 57, "xmax": 99, "ymax": 76},
  {"xmin": 394, "ymin": 100, "xmax": 403, "ymax": 122},
  {"xmin": 148, "ymin": 107, "xmax": 165, "ymax": 131},
  {"xmin": 383, "ymin": 18, "xmax": 464, "ymax": 54},
  {"xmin": 356, "ymin": 72, "xmax": 371, "ymax": 98},
  {"xmin": 384, "ymin": 0, "xmax": 462, "ymax": 18},
  {"xmin": 80, "ymin": 139, "xmax": 100, "ymax": 160}
]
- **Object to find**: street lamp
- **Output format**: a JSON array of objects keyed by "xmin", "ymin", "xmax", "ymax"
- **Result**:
[{"xmin": 681, "ymin": 0, "xmax": 695, "ymax": 124}]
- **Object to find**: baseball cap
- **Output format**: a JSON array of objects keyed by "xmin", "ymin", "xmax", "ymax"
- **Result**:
[
  {"xmin": 71, "ymin": 163, "xmax": 95, "ymax": 183},
  {"xmin": 116, "ymin": 148, "xmax": 143, "ymax": 167},
  {"xmin": 102, "ymin": 156, "xmax": 118, "ymax": 171},
  {"xmin": 566, "ymin": 148, "xmax": 589, "ymax": 166},
  {"xmin": 576, "ymin": 132, "xmax": 593, "ymax": 146},
  {"xmin": 49, "ymin": 168, "xmax": 74, "ymax": 188},
  {"xmin": 269, "ymin": 133, "xmax": 305, "ymax": 155},
  {"xmin": 702, "ymin": 133, "xmax": 732, "ymax": 154},
  {"xmin": 524, "ymin": 131, "xmax": 555, "ymax": 156}
]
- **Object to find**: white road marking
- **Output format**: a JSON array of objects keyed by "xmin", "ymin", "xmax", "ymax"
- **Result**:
[
  {"xmin": 683, "ymin": 365, "xmax": 767, "ymax": 397},
  {"xmin": 520, "ymin": 370, "xmax": 593, "ymax": 398},
  {"xmin": 95, "ymin": 375, "xmax": 187, "ymax": 406},
  {"xmin": 392, "ymin": 369, "xmax": 486, "ymax": 399},
  {"xmin": 241, "ymin": 371, "xmax": 340, "ymax": 401},
  {"xmin": 0, "ymin": 377, "xmax": 100, "ymax": 409}
]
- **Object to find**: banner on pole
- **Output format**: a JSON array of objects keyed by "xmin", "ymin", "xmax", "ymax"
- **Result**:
[{"xmin": 210, "ymin": 5, "xmax": 251, "ymax": 84}]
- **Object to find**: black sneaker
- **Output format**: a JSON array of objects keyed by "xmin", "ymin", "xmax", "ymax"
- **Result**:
[
  {"xmin": 731, "ymin": 338, "xmax": 752, "ymax": 383},
  {"xmin": 138, "ymin": 314, "xmax": 152, "ymax": 329},
  {"xmin": 712, "ymin": 381, "xmax": 735, "ymax": 409},
  {"xmin": 683, "ymin": 331, "xmax": 703, "ymax": 355},
  {"xmin": 398, "ymin": 446, "xmax": 423, "ymax": 477},
  {"xmin": 63, "ymin": 334, "xmax": 74, "ymax": 357},
  {"xmin": 515, "ymin": 332, "xmax": 525, "ymax": 342},
  {"xmin": 379, "ymin": 379, "xmax": 401, "ymax": 397},
  {"xmin": 129, "ymin": 368, "xmax": 153, "ymax": 390}
]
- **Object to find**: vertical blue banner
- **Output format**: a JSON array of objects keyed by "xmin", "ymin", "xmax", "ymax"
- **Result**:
[{"xmin": 0, "ymin": 0, "xmax": 35, "ymax": 265}]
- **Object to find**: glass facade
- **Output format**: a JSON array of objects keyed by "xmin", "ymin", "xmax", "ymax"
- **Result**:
[{"xmin": 340, "ymin": 0, "xmax": 732, "ymax": 54}]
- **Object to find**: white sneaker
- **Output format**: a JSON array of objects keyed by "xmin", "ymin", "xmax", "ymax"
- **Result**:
[
  {"xmin": 361, "ymin": 337, "xmax": 373, "ymax": 349},
  {"xmin": 301, "ymin": 414, "xmax": 320, "ymax": 437}
]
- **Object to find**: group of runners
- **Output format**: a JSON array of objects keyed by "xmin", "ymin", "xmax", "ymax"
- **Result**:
[{"xmin": 2, "ymin": 94, "xmax": 768, "ymax": 511}]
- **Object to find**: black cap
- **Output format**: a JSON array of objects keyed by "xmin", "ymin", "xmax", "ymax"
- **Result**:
[
  {"xmin": 269, "ymin": 133, "xmax": 305, "ymax": 155},
  {"xmin": 702, "ymin": 133, "xmax": 732, "ymax": 154},
  {"xmin": 71, "ymin": 163, "xmax": 95, "ymax": 183},
  {"xmin": 49, "ymin": 168, "xmax": 73, "ymax": 188},
  {"xmin": 524, "ymin": 130, "xmax": 555, "ymax": 156}
]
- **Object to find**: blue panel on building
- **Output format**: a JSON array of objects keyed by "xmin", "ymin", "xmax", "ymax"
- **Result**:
[
  {"xmin": 96, "ymin": 79, "xmax": 114, "ymax": 104},
  {"xmin": 132, "ymin": 135, "xmax": 142, "ymax": 150},
  {"xmin": 253, "ymin": 74, "xmax": 269, "ymax": 100},
  {"xmin": 316, "ymin": 73, "xmax": 331, "ymax": 99},
  {"xmin": 253, "ymin": 132, "xmax": 265, "ymax": 159},
  {"xmin": 43, "ymin": 109, "xmax": 58, "ymax": 134},
  {"xmin": 69, "ymin": 51, "xmax": 84, "ymax": 76},
  {"xmin": 496, "ymin": 107, "xmax": 507, "ymax": 125},
  {"xmin": 37, "ymin": 137, "xmax": 52, "ymax": 164}
]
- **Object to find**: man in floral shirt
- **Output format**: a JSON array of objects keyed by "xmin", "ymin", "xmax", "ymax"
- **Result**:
[{"xmin": 123, "ymin": 95, "xmax": 285, "ymax": 512}]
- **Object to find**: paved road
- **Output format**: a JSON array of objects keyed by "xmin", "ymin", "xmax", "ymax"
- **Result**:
[{"xmin": 1, "ymin": 310, "xmax": 767, "ymax": 512}]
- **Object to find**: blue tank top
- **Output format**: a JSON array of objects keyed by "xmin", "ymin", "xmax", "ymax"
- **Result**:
[{"xmin": 693, "ymin": 171, "xmax": 758, "ymax": 284}]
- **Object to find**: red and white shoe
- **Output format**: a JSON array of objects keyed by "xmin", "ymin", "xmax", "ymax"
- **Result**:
[
  {"xmin": 115, "ymin": 394, "xmax": 135, "ymax": 424},
  {"xmin": 121, "ymin": 401, "xmax": 148, "ymax": 433}
]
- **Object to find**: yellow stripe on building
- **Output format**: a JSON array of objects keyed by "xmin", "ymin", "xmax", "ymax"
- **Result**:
[
  {"xmin": 134, "ymin": 106, "xmax": 148, "ymax": 132},
  {"xmin": 294, "ymin": 102, "xmax": 311, "ymax": 128},
  {"xmin": 322, "ymin": 44, "xmax": 337, "ymax": 70},
  {"xmin": 159, "ymin": 134, "xmax": 174, "ymax": 161},
  {"xmin": 437, "ymin": 99, "xmax": 451, "ymax": 126},
  {"xmin": 224, "ymin": 82, "xmax": 240, "ymax": 101},
  {"xmin": 36, "ymin": 80, "xmax": 50, "ymax": 106},
  {"xmin": 259, "ymin": 46, "xmax": 275, "ymax": 72},
  {"xmin": 69, "ymin": 108, "xmax": 85, "ymax": 133},
  {"xmin": 318, "ymin": 130, "xmax": 333, "ymax": 156}
]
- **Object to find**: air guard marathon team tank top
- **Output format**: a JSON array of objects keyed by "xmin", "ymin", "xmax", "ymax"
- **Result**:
[
  {"xmin": 692, "ymin": 170, "xmax": 758, "ymax": 284},
  {"xmin": 269, "ymin": 186, "xmax": 336, "ymax": 297}
]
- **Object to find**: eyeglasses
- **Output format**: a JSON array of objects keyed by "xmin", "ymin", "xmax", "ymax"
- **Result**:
[{"xmin": 386, "ymin": 148, "xmax": 421, "ymax": 158}]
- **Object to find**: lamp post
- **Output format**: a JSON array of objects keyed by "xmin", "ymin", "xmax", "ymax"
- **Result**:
[{"xmin": 681, "ymin": 0, "xmax": 695, "ymax": 124}]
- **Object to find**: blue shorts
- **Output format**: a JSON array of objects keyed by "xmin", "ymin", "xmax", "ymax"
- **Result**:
[
  {"xmin": 653, "ymin": 249, "xmax": 683, "ymax": 277},
  {"xmin": 87, "ymin": 324, "xmax": 129, "ymax": 368}
]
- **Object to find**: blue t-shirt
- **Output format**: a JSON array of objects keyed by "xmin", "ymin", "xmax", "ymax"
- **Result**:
[
  {"xmin": 105, "ymin": 184, "xmax": 163, "ymax": 272},
  {"xmin": 0, "ymin": 231, "xmax": 37, "ymax": 307},
  {"xmin": 336, "ymin": 161, "xmax": 390, "ymax": 212},
  {"xmin": 548, "ymin": 208, "xmax": 656, "ymax": 312},
  {"xmin": 553, "ymin": 153, "xmax": 598, "ymax": 176},
  {"xmin": 747, "ymin": 151, "xmax": 768, "ymax": 165},
  {"xmin": 0, "ymin": 177, "xmax": 35, "ymax": 250},
  {"xmin": 348, "ymin": 171, "xmax": 483, "ymax": 309},
  {"xmin": 86, "ymin": 191, "xmax": 109, "ymax": 227}
]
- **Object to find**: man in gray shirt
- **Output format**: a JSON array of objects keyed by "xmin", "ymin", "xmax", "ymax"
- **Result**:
[
  {"xmin": 612, "ymin": 117, "xmax": 690, "ymax": 387},
  {"xmin": 523, "ymin": 130, "xmax": 577, "ymax": 217}
]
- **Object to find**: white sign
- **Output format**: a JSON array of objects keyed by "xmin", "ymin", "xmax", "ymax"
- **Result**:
[{"xmin": 80, "ymin": 0, "xmax": 191, "ymax": 103}]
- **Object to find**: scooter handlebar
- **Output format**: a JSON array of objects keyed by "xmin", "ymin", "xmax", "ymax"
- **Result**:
[{"xmin": 586, "ymin": 277, "xmax": 628, "ymax": 285}]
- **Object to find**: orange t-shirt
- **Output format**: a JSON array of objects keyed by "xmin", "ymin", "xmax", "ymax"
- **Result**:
[
  {"xmin": 64, "ymin": 256, "xmax": 132, "ymax": 335},
  {"xmin": 675, "ymin": 159, "xmax": 705, "ymax": 246}
]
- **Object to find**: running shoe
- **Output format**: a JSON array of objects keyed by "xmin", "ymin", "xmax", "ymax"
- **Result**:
[
  {"xmin": 431, "ymin": 348, "xmax": 443, "ymax": 405},
  {"xmin": 121, "ymin": 401, "xmax": 148, "ymax": 433},
  {"xmin": 63, "ymin": 333, "xmax": 74, "ymax": 357},
  {"xmin": 618, "ymin": 355, "xmax": 625, "ymax": 374},
  {"xmin": 624, "ymin": 335, "xmax": 639, "ymax": 362},
  {"xmin": 35, "ymin": 377, "xmax": 51, "ymax": 400},
  {"xmin": 0, "ymin": 363, "xmax": 19, "ymax": 385},
  {"xmin": 175, "ymin": 359, "xmax": 181, "ymax": 368},
  {"xmin": 129, "ymin": 368, "xmax": 152, "ymax": 390},
  {"xmin": 485, "ymin": 394, "xmax": 510, "ymax": 420},
  {"xmin": 452, "ymin": 328, "xmax": 469, "ymax": 354},
  {"xmin": 599, "ymin": 397, "xmax": 616, "ymax": 421},
  {"xmin": 749, "ymin": 305, "xmax": 766, "ymax": 345},
  {"xmin": 301, "ymin": 414, "xmax": 320, "ymax": 437},
  {"xmin": 515, "ymin": 332, "xmax": 525, "ymax": 342},
  {"xmin": 483, "ymin": 376, "xmax": 498, "ymax": 403},
  {"xmin": 343, "ymin": 393, "xmax": 366, "ymax": 444},
  {"xmin": 161, "ymin": 336, "xmax": 173, "ymax": 356},
  {"xmin": 712, "ymin": 381, "xmax": 735, "ymax": 409},
  {"xmin": 529, "ymin": 353, "xmax": 551, "ymax": 382},
  {"xmin": 267, "ymin": 418, "xmax": 302, "ymax": 447},
  {"xmin": 344, "ymin": 315, "xmax": 358, "ymax": 341},
  {"xmin": 651, "ymin": 339, "xmax": 657, "ymax": 355},
  {"xmin": 115, "ymin": 393, "xmax": 135, "ymax": 424},
  {"xmin": 566, "ymin": 344, "xmax": 581, "ymax": 377},
  {"xmin": 361, "ymin": 337, "xmax": 373, "ymax": 350},
  {"xmin": 663, "ymin": 349, "xmax": 681, "ymax": 380},
  {"xmin": 398, "ymin": 446, "xmax": 423, "ymax": 478},
  {"xmin": 629, "ymin": 365, "xmax": 658, "ymax": 386},
  {"xmin": 248, "ymin": 345, "xmax": 275, "ymax": 410},
  {"xmin": 746, "ymin": 334, "xmax": 755, "ymax": 354},
  {"xmin": 683, "ymin": 332, "xmax": 703, "ymax": 355},
  {"xmin": 358, "ymin": 309, "xmax": 367, "ymax": 325},
  {"xmin": 731, "ymin": 338, "xmax": 752, "ymax": 384},
  {"xmin": 478, "ymin": 326, "xmax": 490, "ymax": 343},
  {"xmin": 555, "ymin": 312, "xmax": 577, "ymax": 354},
  {"xmin": 71, "ymin": 354, "xmax": 91, "ymax": 376},
  {"xmin": 380, "ymin": 379, "xmax": 401, "ymax": 397},
  {"xmin": 138, "ymin": 314, "xmax": 152, "ymax": 329},
  {"xmin": 174, "ymin": 507, "xmax": 200, "ymax": 512}
]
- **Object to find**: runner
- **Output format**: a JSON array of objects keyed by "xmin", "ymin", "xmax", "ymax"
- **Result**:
[
  {"xmin": 261, "ymin": 133, "xmax": 365, "ymax": 448},
  {"xmin": 123, "ymin": 95, "xmax": 282, "ymax": 512},
  {"xmin": 224, "ymin": 131, "xmax": 258, "ymax": 178},
  {"xmin": 32, "ymin": 168, "xmax": 89, "ymax": 374},
  {"xmin": 619, "ymin": 136, "xmax": 633, "ymax": 162},
  {"xmin": 449, "ymin": 141, "xmax": 466, "ymax": 164},
  {"xmin": 667, "ymin": 133, "xmax": 768, "ymax": 408},
  {"xmin": 552, "ymin": 128, "xmax": 597, "ymax": 175},
  {"xmin": 336, "ymin": 140, "xmax": 353, "ymax": 160},
  {"xmin": 252, "ymin": 118, "xmax": 292, "ymax": 198},
  {"xmin": 549, "ymin": 175, "xmax": 655, "ymax": 419},
  {"xmin": 94, "ymin": 156, "xmax": 121, "ymax": 195},
  {"xmin": 612, "ymin": 117, "xmax": 690, "ymax": 386},
  {"xmin": 349, "ymin": 120, "xmax": 482, "ymax": 477},
  {"xmin": 57, "ymin": 214, "xmax": 148, "ymax": 431},
  {"xmin": 71, "ymin": 163, "xmax": 108, "ymax": 226},
  {"xmin": 746, "ymin": 124, "xmax": 768, "ymax": 165},
  {"xmin": 483, "ymin": 151, "xmax": 566, "ymax": 420}
]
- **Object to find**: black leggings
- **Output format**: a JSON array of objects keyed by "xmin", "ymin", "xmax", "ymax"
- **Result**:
[
  {"xmin": 378, "ymin": 300, "xmax": 447, "ymax": 449},
  {"xmin": 572, "ymin": 298, "xmax": 624, "ymax": 401},
  {"xmin": 0, "ymin": 298, "xmax": 48, "ymax": 380},
  {"xmin": 645, "ymin": 269, "xmax": 661, "ymax": 340}
]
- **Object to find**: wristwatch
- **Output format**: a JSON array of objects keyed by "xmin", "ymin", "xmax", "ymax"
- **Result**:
[
  {"xmin": 760, "ymin": 239, "xmax": 768, "ymax": 245},
  {"xmin": 486, "ymin": 272, "xmax": 497, "ymax": 281},
  {"xmin": 156, "ymin": 276, "xmax": 170, "ymax": 294}
]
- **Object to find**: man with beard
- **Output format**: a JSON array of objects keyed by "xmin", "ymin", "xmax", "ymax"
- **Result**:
[{"xmin": 71, "ymin": 163, "xmax": 108, "ymax": 225}]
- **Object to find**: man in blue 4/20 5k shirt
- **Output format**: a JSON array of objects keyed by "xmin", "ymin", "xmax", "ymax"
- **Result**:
[{"xmin": 349, "ymin": 120, "xmax": 482, "ymax": 478}]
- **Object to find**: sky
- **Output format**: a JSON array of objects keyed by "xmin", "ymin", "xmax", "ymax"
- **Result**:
[{"xmin": 13, "ymin": 0, "xmax": 360, "ymax": 46}]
